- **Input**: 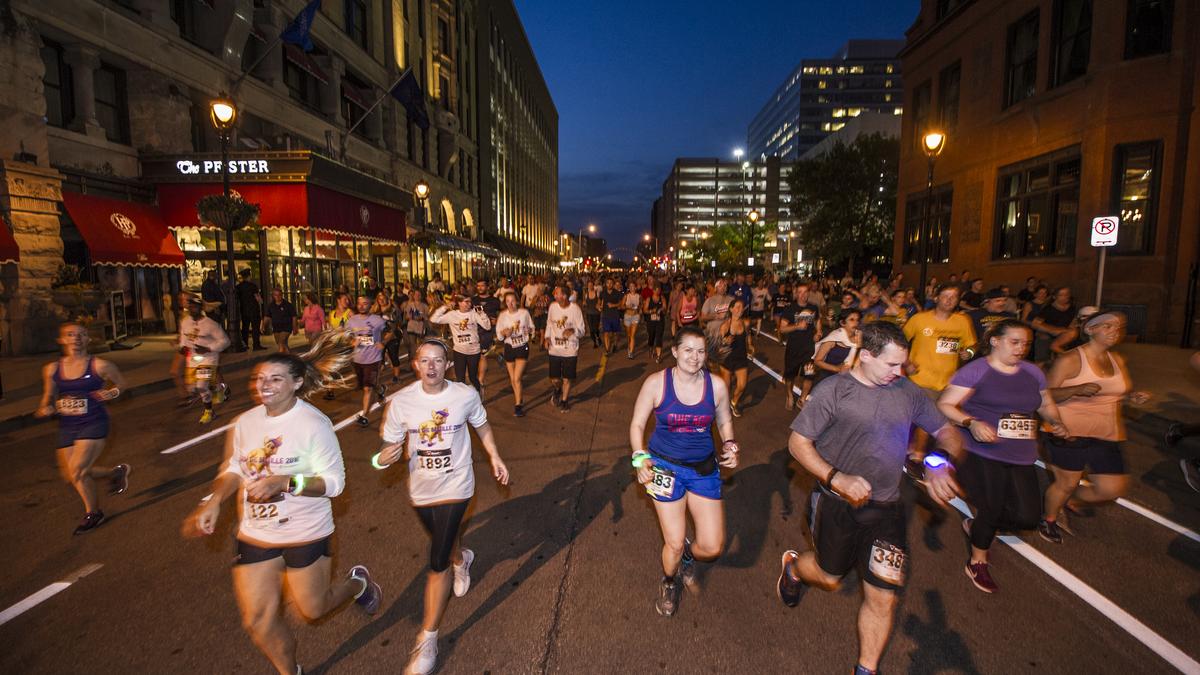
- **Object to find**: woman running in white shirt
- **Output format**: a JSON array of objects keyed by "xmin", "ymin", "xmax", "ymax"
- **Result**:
[
  {"xmin": 375, "ymin": 339, "xmax": 510, "ymax": 675},
  {"xmin": 184, "ymin": 333, "xmax": 381, "ymax": 675},
  {"xmin": 430, "ymin": 295, "xmax": 492, "ymax": 393},
  {"xmin": 495, "ymin": 292, "xmax": 535, "ymax": 417}
]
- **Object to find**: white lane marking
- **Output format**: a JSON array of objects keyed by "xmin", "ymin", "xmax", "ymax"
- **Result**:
[
  {"xmin": 0, "ymin": 563, "xmax": 103, "ymax": 627},
  {"xmin": 749, "ymin": 355, "xmax": 802, "ymax": 397},
  {"xmin": 1032, "ymin": 460, "xmax": 1200, "ymax": 545},
  {"xmin": 758, "ymin": 330, "xmax": 781, "ymax": 344},
  {"xmin": 949, "ymin": 499, "xmax": 1198, "ymax": 673},
  {"xmin": 161, "ymin": 355, "xmax": 409, "ymax": 454}
]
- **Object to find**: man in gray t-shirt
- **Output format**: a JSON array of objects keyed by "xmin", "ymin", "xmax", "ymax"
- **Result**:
[
  {"xmin": 775, "ymin": 322, "xmax": 961, "ymax": 675},
  {"xmin": 700, "ymin": 278, "xmax": 733, "ymax": 361}
]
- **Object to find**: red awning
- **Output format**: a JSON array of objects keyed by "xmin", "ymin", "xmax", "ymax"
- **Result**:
[
  {"xmin": 156, "ymin": 182, "xmax": 405, "ymax": 242},
  {"xmin": 284, "ymin": 44, "xmax": 329, "ymax": 83},
  {"xmin": 61, "ymin": 192, "xmax": 184, "ymax": 268},
  {"xmin": 0, "ymin": 215, "xmax": 18, "ymax": 264}
]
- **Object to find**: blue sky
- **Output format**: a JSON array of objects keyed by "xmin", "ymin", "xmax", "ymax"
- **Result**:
[{"xmin": 514, "ymin": 0, "xmax": 919, "ymax": 254}]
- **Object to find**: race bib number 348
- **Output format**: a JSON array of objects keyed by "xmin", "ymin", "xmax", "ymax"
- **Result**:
[{"xmin": 868, "ymin": 540, "xmax": 907, "ymax": 585}]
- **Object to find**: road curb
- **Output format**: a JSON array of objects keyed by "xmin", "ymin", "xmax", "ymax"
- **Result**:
[{"xmin": 0, "ymin": 351, "xmax": 276, "ymax": 437}]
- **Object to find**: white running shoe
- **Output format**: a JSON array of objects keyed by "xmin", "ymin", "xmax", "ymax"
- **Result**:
[
  {"xmin": 404, "ymin": 632, "xmax": 438, "ymax": 675},
  {"xmin": 453, "ymin": 548, "xmax": 475, "ymax": 597}
]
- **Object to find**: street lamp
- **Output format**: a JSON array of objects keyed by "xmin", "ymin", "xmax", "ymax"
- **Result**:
[
  {"xmin": 918, "ymin": 130, "xmax": 947, "ymax": 301},
  {"xmin": 747, "ymin": 208, "xmax": 760, "ymax": 267},
  {"xmin": 209, "ymin": 93, "xmax": 243, "ymax": 351},
  {"xmin": 577, "ymin": 223, "xmax": 596, "ymax": 260},
  {"xmin": 413, "ymin": 179, "xmax": 431, "ymax": 284}
]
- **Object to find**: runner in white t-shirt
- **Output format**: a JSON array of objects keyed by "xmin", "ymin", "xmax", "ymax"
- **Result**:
[
  {"xmin": 185, "ymin": 333, "xmax": 380, "ymax": 675},
  {"xmin": 179, "ymin": 296, "xmax": 231, "ymax": 424},
  {"xmin": 430, "ymin": 296, "xmax": 491, "ymax": 393},
  {"xmin": 545, "ymin": 285, "xmax": 587, "ymax": 413},
  {"xmin": 494, "ymin": 292, "xmax": 535, "ymax": 417},
  {"xmin": 375, "ymin": 339, "xmax": 510, "ymax": 675}
]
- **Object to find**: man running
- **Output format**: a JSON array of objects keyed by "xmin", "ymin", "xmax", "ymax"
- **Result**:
[
  {"xmin": 545, "ymin": 285, "xmax": 587, "ymax": 412},
  {"xmin": 179, "ymin": 296, "xmax": 231, "ymax": 424},
  {"xmin": 779, "ymin": 283, "xmax": 821, "ymax": 411},
  {"xmin": 471, "ymin": 278, "xmax": 502, "ymax": 386},
  {"xmin": 903, "ymin": 284, "xmax": 976, "ymax": 457},
  {"xmin": 776, "ymin": 322, "xmax": 963, "ymax": 675},
  {"xmin": 700, "ymin": 278, "xmax": 733, "ymax": 366},
  {"xmin": 600, "ymin": 277, "xmax": 624, "ymax": 355},
  {"xmin": 376, "ymin": 339, "xmax": 510, "ymax": 675},
  {"xmin": 967, "ymin": 289, "xmax": 1017, "ymax": 354},
  {"xmin": 35, "ymin": 322, "xmax": 130, "ymax": 534},
  {"xmin": 347, "ymin": 295, "xmax": 388, "ymax": 427}
]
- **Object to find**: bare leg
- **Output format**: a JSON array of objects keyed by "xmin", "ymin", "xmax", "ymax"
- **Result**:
[
  {"xmin": 233, "ymin": 558, "xmax": 295, "ymax": 675},
  {"xmin": 733, "ymin": 368, "xmax": 747, "ymax": 408},
  {"xmin": 1072, "ymin": 473, "xmax": 1130, "ymax": 504},
  {"xmin": 511, "ymin": 359, "xmax": 527, "ymax": 405},
  {"xmin": 857, "ymin": 583, "xmax": 899, "ymax": 671},
  {"xmin": 685, "ymin": 492, "xmax": 725, "ymax": 561},
  {"xmin": 652, "ymin": 497, "xmax": 688, "ymax": 576},
  {"xmin": 285, "ymin": 556, "xmax": 361, "ymax": 620},
  {"xmin": 58, "ymin": 439, "xmax": 108, "ymax": 513},
  {"xmin": 1043, "ymin": 466, "xmax": 1085, "ymax": 521}
]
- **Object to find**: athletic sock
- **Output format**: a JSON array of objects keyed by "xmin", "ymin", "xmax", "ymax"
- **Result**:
[{"xmin": 422, "ymin": 629, "xmax": 438, "ymax": 641}]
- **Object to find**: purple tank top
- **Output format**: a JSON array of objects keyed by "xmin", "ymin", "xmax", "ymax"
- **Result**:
[
  {"xmin": 649, "ymin": 368, "xmax": 716, "ymax": 463},
  {"xmin": 53, "ymin": 358, "xmax": 108, "ymax": 424}
]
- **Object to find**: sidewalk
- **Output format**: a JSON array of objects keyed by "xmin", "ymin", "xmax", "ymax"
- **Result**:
[
  {"xmin": 0, "ymin": 333, "xmax": 309, "ymax": 434},
  {"xmin": 1117, "ymin": 343, "xmax": 1200, "ymax": 433}
]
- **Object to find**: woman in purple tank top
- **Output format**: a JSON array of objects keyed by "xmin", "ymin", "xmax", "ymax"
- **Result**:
[
  {"xmin": 34, "ymin": 321, "xmax": 130, "ymax": 535},
  {"xmin": 628, "ymin": 327, "xmax": 739, "ymax": 617}
]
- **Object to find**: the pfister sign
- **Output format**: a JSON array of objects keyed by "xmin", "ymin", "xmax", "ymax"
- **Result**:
[{"xmin": 176, "ymin": 159, "xmax": 272, "ymax": 176}]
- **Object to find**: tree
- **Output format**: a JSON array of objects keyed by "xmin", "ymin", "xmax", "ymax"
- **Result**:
[
  {"xmin": 786, "ymin": 133, "xmax": 898, "ymax": 275},
  {"xmin": 691, "ymin": 223, "xmax": 770, "ymax": 271}
]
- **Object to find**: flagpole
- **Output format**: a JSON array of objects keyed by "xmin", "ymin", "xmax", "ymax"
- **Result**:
[
  {"xmin": 340, "ymin": 68, "xmax": 412, "ymax": 160},
  {"xmin": 231, "ymin": 34, "xmax": 284, "ymax": 93}
]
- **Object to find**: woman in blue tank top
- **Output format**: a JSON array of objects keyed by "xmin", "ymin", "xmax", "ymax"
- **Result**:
[
  {"xmin": 629, "ymin": 327, "xmax": 739, "ymax": 618},
  {"xmin": 35, "ymin": 322, "xmax": 130, "ymax": 535}
]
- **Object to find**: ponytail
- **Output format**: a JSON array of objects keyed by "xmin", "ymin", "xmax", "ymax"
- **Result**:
[{"xmin": 262, "ymin": 329, "xmax": 357, "ymax": 399}]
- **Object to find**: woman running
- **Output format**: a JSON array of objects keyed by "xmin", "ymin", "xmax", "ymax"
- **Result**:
[
  {"xmin": 1039, "ymin": 310, "xmax": 1149, "ymax": 543},
  {"xmin": 35, "ymin": 322, "xmax": 130, "ymax": 535},
  {"xmin": 750, "ymin": 277, "xmax": 770, "ymax": 334},
  {"xmin": 375, "ymin": 339, "xmax": 510, "ymax": 675},
  {"xmin": 812, "ymin": 308, "xmax": 862, "ymax": 384},
  {"xmin": 628, "ymin": 327, "xmax": 739, "ymax": 617},
  {"xmin": 675, "ymin": 286, "xmax": 700, "ymax": 331},
  {"xmin": 644, "ymin": 284, "xmax": 667, "ymax": 363},
  {"xmin": 584, "ymin": 280, "xmax": 602, "ymax": 348},
  {"xmin": 322, "ymin": 293, "xmax": 354, "ymax": 400},
  {"xmin": 937, "ymin": 319, "xmax": 1068, "ymax": 592},
  {"xmin": 623, "ymin": 281, "xmax": 642, "ymax": 359},
  {"xmin": 495, "ymin": 292, "xmax": 534, "ymax": 417},
  {"xmin": 300, "ymin": 293, "xmax": 325, "ymax": 346},
  {"xmin": 718, "ymin": 299, "xmax": 752, "ymax": 417},
  {"xmin": 184, "ymin": 332, "xmax": 381, "ymax": 675},
  {"xmin": 430, "ymin": 295, "xmax": 491, "ymax": 392}
]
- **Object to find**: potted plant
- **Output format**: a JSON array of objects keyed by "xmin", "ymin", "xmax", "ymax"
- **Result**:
[
  {"xmin": 51, "ymin": 263, "xmax": 105, "ymax": 313},
  {"xmin": 196, "ymin": 194, "xmax": 261, "ymax": 231}
]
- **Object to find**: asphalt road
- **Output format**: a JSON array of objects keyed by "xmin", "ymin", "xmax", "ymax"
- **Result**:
[{"xmin": 1, "ymin": 330, "xmax": 1198, "ymax": 674}]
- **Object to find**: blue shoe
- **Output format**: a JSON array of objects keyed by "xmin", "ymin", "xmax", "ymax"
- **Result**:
[
  {"xmin": 776, "ymin": 550, "xmax": 806, "ymax": 608},
  {"xmin": 349, "ymin": 565, "xmax": 381, "ymax": 615}
]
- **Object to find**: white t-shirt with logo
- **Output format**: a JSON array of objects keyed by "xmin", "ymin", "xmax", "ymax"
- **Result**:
[
  {"xmin": 546, "ymin": 302, "xmax": 586, "ymax": 357},
  {"xmin": 224, "ymin": 400, "xmax": 345, "ymax": 545},
  {"xmin": 430, "ymin": 307, "xmax": 491, "ymax": 355},
  {"xmin": 381, "ymin": 381, "xmax": 488, "ymax": 506},
  {"xmin": 495, "ymin": 308, "xmax": 534, "ymax": 348},
  {"xmin": 179, "ymin": 315, "xmax": 230, "ymax": 367}
]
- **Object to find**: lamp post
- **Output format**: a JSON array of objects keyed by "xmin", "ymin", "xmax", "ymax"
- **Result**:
[
  {"xmin": 918, "ymin": 131, "xmax": 946, "ymax": 302},
  {"xmin": 786, "ymin": 230, "xmax": 795, "ymax": 271},
  {"xmin": 578, "ymin": 223, "xmax": 596, "ymax": 260},
  {"xmin": 414, "ymin": 179, "xmax": 430, "ymax": 284},
  {"xmin": 747, "ymin": 208, "xmax": 760, "ymax": 267},
  {"xmin": 210, "ymin": 93, "xmax": 243, "ymax": 351}
]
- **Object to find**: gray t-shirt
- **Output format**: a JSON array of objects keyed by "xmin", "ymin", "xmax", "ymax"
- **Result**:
[
  {"xmin": 790, "ymin": 371, "xmax": 946, "ymax": 503},
  {"xmin": 701, "ymin": 293, "xmax": 733, "ymax": 336}
]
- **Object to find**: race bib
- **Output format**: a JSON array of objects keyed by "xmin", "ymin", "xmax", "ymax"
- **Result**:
[
  {"xmin": 650, "ymin": 312, "xmax": 661, "ymax": 321},
  {"xmin": 244, "ymin": 497, "xmax": 289, "ymax": 529},
  {"xmin": 935, "ymin": 337, "xmax": 960, "ymax": 354},
  {"xmin": 553, "ymin": 337, "xmax": 568, "ymax": 346},
  {"xmin": 868, "ymin": 540, "xmax": 907, "ymax": 585},
  {"xmin": 509, "ymin": 332, "xmax": 528, "ymax": 347},
  {"xmin": 997, "ymin": 414, "xmax": 1038, "ymax": 440},
  {"xmin": 798, "ymin": 311, "xmax": 815, "ymax": 324},
  {"xmin": 416, "ymin": 449, "xmax": 453, "ymax": 473},
  {"xmin": 803, "ymin": 362, "xmax": 816, "ymax": 376},
  {"xmin": 195, "ymin": 366, "xmax": 214, "ymax": 380},
  {"xmin": 454, "ymin": 333, "xmax": 472, "ymax": 345},
  {"xmin": 645, "ymin": 465, "xmax": 675, "ymax": 499},
  {"xmin": 56, "ymin": 397, "xmax": 88, "ymax": 416},
  {"xmin": 357, "ymin": 335, "xmax": 375, "ymax": 348}
]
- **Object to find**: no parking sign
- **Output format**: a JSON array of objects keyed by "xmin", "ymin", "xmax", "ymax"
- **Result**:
[{"xmin": 1091, "ymin": 216, "xmax": 1119, "ymax": 247}]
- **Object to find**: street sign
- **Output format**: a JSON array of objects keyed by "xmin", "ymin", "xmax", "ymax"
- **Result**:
[{"xmin": 1090, "ymin": 216, "xmax": 1119, "ymax": 247}]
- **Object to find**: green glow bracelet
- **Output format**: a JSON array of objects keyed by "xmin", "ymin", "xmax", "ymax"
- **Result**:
[
  {"xmin": 631, "ymin": 451, "xmax": 651, "ymax": 468},
  {"xmin": 371, "ymin": 452, "xmax": 389, "ymax": 470}
]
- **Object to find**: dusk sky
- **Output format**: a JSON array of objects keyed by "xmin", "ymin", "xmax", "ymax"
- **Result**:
[{"xmin": 514, "ymin": 0, "xmax": 919, "ymax": 255}]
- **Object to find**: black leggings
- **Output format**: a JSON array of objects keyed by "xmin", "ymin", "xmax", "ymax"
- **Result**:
[
  {"xmin": 384, "ymin": 336, "xmax": 402, "ymax": 367},
  {"xmin": 453, "ymin": 351, "xmax": 482, "ymax": 389},
  {"xmin": 958, "ymin": 452, "xmax": 1041, "ymax": 550},
  {"xmin": 414, "ymin": 500, "xmax": 470, "ymax": 572},
  {"xmin": 646, "ymin": 320, "xmax": 665, "ymax": 348},
  {"xmin": 586, "ymin": 312, "xmax": 601, "ymax": 344}
]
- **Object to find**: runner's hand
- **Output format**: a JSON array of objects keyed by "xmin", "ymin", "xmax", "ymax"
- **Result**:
[
  {"xmin": 564, "ymin": 328, "xmax": 575, "ymax": 338},
  {"xmin": 34, "ymin": 405, "xmax": 55, "ymax": 418},
  {"xmin": 1128, "ymin": 391, "xmax": 1151, "ymax": 405},
  {"xmin": 92, "ymin": 388, "xmax": 119, "ymax": 402},
  {"xmin": 831, "ymin": 473, "xmax": 871, "ymax": 507},
  {"xmin": 1047, "ymin": 420, "xmax": 1071, "ymax": 438},
  {"xmin": 968, "ymin": 420, "xmax": 997, "ymax": 443},
  {"xmin": 719, "ymin": 442, "xmax": 739, "ymax": 469},
  {"xmin": 186, "ymin": 501, "xmax": 220, "ymax": 537},
  {"xmin": 923, "ymin": 465, "xmax": 962, "ymax": 507},
  {"xmin": 491, "ymin": 456, "xmax": 510, "ymax": 485},
  {"xmin": 378, "ymin": 442, "xmax": 404, "ymax": 467},
  {"xmin": 244, "ymin": 475, "xmax": 289, "ymax": 502},
  {"xmin": 636, "ymin": 459, "xmax": 655, "ymax": 486},
  {"xmin": 1072, "ymin": 382, "xmax": 1101, "ymax": 397}
]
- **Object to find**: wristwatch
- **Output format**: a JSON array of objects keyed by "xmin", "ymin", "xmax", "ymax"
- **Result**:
[{"xmin": 959, "ymin": 417, "xmax": 975, "ymax": 428}]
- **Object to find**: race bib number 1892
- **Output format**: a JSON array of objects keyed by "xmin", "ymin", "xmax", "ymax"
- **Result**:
[{"xmin": 416, "ymin": 449, "xmax": 453, "ymax": 473}]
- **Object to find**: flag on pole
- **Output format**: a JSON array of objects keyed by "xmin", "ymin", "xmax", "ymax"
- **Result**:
[
  {"xmin": 390, "ymin": 69, "xmax": 430, "ymax": 130},
  {"xmin": 280, "ymin": 0, "xmax": 321, "ymax": 52}
]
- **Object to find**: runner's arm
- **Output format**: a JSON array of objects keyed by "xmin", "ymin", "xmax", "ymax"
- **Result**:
[
  {"xmin": 35, "ymin": 362, "xmax": 57, "ymax": 416},
  {"xmin": 473, "ymin": 422, "xmax": 510, "ymax": 485},
  {"xmin": 92, "ymin": 358, "xmax": 126, "ymax": 400},
  {"xmin": 1037, "ymin": 390, "xmax": 1069, "ymax": 436},
  {"xmin": 935, "ymin": 384, "xmax": 974, "ymax": 427},
  {"xmin": 429, "ymin": 305, "xmax": 452, "ymax": 324},
  {"xmin": 628, "ymin": 373, "xmax": 662, "ymax": 455},
  {"xmin": 1045, "ymin": 349, "xmax": 1094, "ymax": 402}
]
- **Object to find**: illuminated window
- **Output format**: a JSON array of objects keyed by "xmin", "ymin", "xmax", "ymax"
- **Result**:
[
  {"xmin": 849, "ymin": 65, "xmax": 864, "ymax": 74},
  {"xmin": 993, "ymin": 148, "xmax": 1080, "ymax": 259},
  {"xmin": 819, "ymin": 66, "xmax": 833, "ymax": 75},
  {"xmin": 847, "ymin": 108, "xmax": 862, "ymax": 117},
  {"xmin": 887, "ymin": 64, "xmax": 895, "ymax": 74},
  {"xmin": 831, "ymin": 108, "xmax": 846, "ymax": 118},
  {"xmin": 836, "ymin": 66, "xmax": 846, "ymax": 74},
  {"xmin": 1111, "ymin": 141, "xmax": 1160, "ymax": 254},
  {"xmin": 818, "ymin": 80, "xmax": 827, "ymax": 89},
  {"xmin": 802, "ymin": 66, "xmax": 816, "ymax": 74},
  {"xmin": 885, "ymin": 80, "xmax": 893, "ymax": 88}
]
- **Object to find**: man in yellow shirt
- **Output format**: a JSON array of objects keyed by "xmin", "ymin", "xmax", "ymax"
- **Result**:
[{"xmin": 903, "ymin": 284, "xmax": 977, "ymax": 394}]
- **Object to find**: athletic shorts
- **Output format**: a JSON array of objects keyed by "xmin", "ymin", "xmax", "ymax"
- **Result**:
[
  {"xmin": 548, "ymin": 355, "xmax": 578, "ymax": 380},
  {"xmin": 645, "ymin": 454, "xmax": 721, "ymax": 503},
  {"xmin": 354, "ymin": 361, "xmax": 381, "ymax": 388},
  {"xmin": 623, "ymin": 314, "xmax": 640, "ymax": 326},
  {"xmin": 235, "ymin": 536, "xmax": 331, "ymax": 568},
  {"xmin": 1047, "ymin": 436, "xmax": 1126, "ymax": 475},
  {"xmin": 748, "ymin": 309, "xmax": 764, "ymax": 320},
  {"xmin": 601, "ymin": 316, "xmax": 622, "ymax": 333},
  {"xmin": 504, "ymin": 344, "xmax": 530, "ymax": 361},
  {"xmin": 534, "ymin": 314, "xmax": 548, "ymax": 330},
  {"xmin": 783, "ymin": 347, "xmax": 814, "ymax": 380},
  {"xmin": 58, "ymin": 418, "xmax": 110, "ymax": 448},
  {"xmin": 185, "ymin": 364, "xmax": 217, "ymax": 391},
  {"xmin": 478, "ymin": 331, "xmax": 495, "ymax": 350},
  {"xmin": 810, "ymin": 490, "xmax": 908, "ymax": 591}
]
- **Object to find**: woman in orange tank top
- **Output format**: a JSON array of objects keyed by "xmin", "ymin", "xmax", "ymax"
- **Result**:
[{"xmin": 1038, "ymin": 311, "xmax": 1150, "ymax": 543}]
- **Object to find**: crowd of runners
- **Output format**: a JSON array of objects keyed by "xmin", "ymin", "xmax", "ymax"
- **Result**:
[{"xmin": 32, "ymin": 263, "xmax": 1199, "ymax": 675}]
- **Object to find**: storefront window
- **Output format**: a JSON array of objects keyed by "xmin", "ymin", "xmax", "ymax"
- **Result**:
[{"xmin": 265, "ymin": 228, "xmax": 291, "ymax": 256}]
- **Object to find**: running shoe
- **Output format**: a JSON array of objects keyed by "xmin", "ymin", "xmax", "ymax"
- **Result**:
[
  {"xmin": 73, "ymin": 511, "xmax": 105, "ymax": 535},
  {"xmin": 654, "ymin": 576, "xmax": 681, "ymax": 617},
  {"xmin": 965, "ymin": 561, "xmax": 999, "ymax": 593},
  {"xmin": 776, "ymin": 550, "xmax": 806, "ymax": 608},
  {"xmin": 1165, "ymin": 422, "xmax": 1184, "ymax": 447},
  {"xmin": 212, "ymin": 385, "xmax": 226, "ymax": 404},
  {"xmin": 559, "ymin": 398, "xmax": 571, "ymax": 413},
  {"xmin": 730, "ymin": 404, "xmax": 741, "ymax": 418},
  {"xmin": 626, "ymin": 352, "xmax": 634, "ymax": 359},
  {"xmin": 404, "ymin": 632, "xmax": 438, "ymax": 675},
  {"xmin": 356, "ymin": 414, "xmax": 370, "ymax": 428},
  {"xmin": 1182, "ymin": 458, "xmax": 1200, "ymax": 493},
  {"xmin": 550, "ymin": 388, "xmax": 560, "ymax": 407},
  {"xmin": 348, "ymin": 565, "xmax": 382, "ymax": 615},
  {"xmin": 1037, "ymin": 519, "xmax": 1063, "ymax": 544},
  {"xmin": 453, "ymin": 548, "xmax": 475, "ymax": 597},
  {"xmin": 514, "ymin": 404, "xmax": 525, "ymax": 418},
  {"xmin": 961, "ymin": 517, "xmax": 973, "ymax": 538},
  {"xmin": 199, "ymin": 409, "xmax": 214, "ymax": 424},
  {"xmin": 109, "ymin": 464, "xmax": 131, "ymax": 496},
  {"xmin": 679, "ymin": 539, "xmax": 698, "ymax": 589}
]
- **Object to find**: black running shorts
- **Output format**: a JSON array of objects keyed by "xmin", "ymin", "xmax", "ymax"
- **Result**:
[
  {"xmin": 235, "ymin": 536, "xmax": 331, "ymax": 569},
  {"xmin": 548, "ymin": 355, "xmax": 578, "ymax": 380},
  {"xmin": 809, "ymin": 490, "xmax": 908, "ymax": 591}
]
